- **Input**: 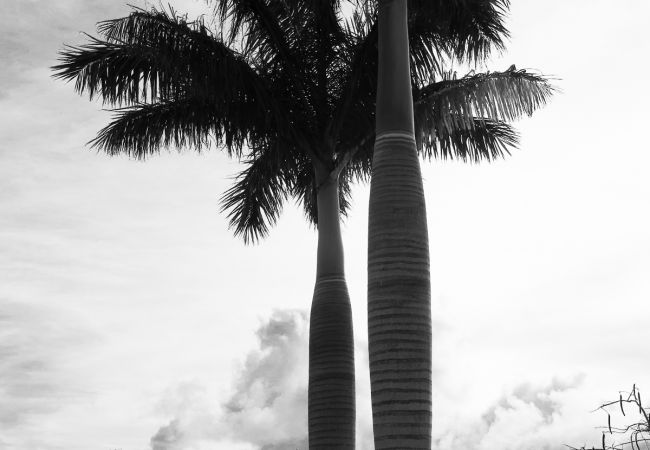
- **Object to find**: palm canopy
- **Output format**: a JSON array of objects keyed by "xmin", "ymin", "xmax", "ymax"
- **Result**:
[{"xmin": 53, "ymin": 0, "xmax": 554, "ymax": 243}]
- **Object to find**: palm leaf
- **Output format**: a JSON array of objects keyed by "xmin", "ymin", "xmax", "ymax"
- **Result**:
[
  {"xmin": 329, "ymin": 12, "xmax": 378, "ymax": 143},
  {"xmin": 215, "ymin": 0, "xmax": 296, "ymax": 67},
  {"xmin": 416, "ymin": 116, "xmax": 519, "ymax": 162},
  {"xmin": 98, "ymin": 6, "xmax": 211, "ymax": 46},
  {"xmin": 90, "ymin": 92, "xmax": 272, "ymax": 158},
  {"xmin": 415, "ymin": 67, "xmax": 556, "ymax": 134},
  {"xmin": 220, "ymin": 141, "xmax": 295, "ymax": 243},
  {"xmin": 298, "ymin": 1, "xmax": 348, "ymax": 122},
  {"xmin": 90, "ymin": 99, "xmax": 218, "ymax": 158},
  {"xmin": 53, "ymin": 6, "xmax": 279, "ymax": 119},
  {"xmin": 54, "ymin": 7, "xmax": 210, "ymax": 105},
  {"xmin": 291, "ymin": 156, "xmax": 319, "ymax": 226},
  {"xmin": 337, "ymin": 167, "xmax": 354, "ymax": 219},
  {"xmin": 409, "ymin": 0, "xmax": 511, "ymax": 64},
  {"xmin": 53, "ymin": 35, "xmax": 191, "ymax": 106}
]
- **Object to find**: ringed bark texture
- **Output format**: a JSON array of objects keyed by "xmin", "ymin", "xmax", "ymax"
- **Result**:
[
  {"xmin": 308, "ymin": 176, "xmax": 355, "ymax": 449},
  {"xmin": 369, "ymin": 1, "xmax": 432, "ymax": 448},
  {"xmin": 368, "ymin": 132, "xmax": 431, "ymax": 449},
  {"xmin": 309, "ymin": 274, "xmax": 355, "ymax": 449}
]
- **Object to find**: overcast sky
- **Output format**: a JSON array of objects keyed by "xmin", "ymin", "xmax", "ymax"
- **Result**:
[{"xmin": 1, "ymin": 1, "xmax": 649, "ymax": 449}]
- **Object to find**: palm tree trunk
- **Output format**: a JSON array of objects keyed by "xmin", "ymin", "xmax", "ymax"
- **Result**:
[
  {"xmin": 309, "ymin": 170, "xmax": 355, "ymax": 449},
  {"xmin": 367, "ymin": 1, "xmax": 432, "ymax": 449}
]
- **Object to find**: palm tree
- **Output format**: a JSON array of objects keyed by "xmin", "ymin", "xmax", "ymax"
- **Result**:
[
  {"xmin": 369, "ymin": 0, "xmax": 552, "ymax": 448},
  {"xmin": 53, "ymin": 5, "xmax": 357, "ymax": 448},
  {"xmin": 52, "ymin": 1, "xmax": 552, "ymax": 448}
]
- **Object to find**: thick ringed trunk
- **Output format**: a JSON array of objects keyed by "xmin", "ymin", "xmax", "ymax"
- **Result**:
[
  {"xmin": 308, "ymin": 170, "xmax": 356, "ymax": 449},
  {"xmin": 368, "ymin": 1, "xmax": 432, "ymax": 449}
]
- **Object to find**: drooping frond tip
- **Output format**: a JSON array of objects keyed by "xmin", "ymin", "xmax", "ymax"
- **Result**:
[
  {"xmin": 417, "ymin": 116, "xmax": 519, "ymax": 162},
  {"xmin": 414, "ymin": 67, "xmax": 555, "ymax": 161},
  {"xmin": 88, "ymin": 100, "xmax": 215, "ymax": 159},
  {"xmin": 417, "ymin": 67, "xmax": 556, "ymax": 123},
  {"xmin": 52, "ymin": 6, "xmax": 214, "ymax": 106},
  {"xmin": 220, "ymin": 147, "xmax": 292, "ymax": 244}
]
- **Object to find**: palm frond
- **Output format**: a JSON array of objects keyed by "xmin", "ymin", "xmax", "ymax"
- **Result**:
[
  {"xmin": 329, "ymin": 15, "xmax": 377, "ymax": 144},
  {"xmin": 347, "ymin": 136, "xmax": 374, "ymax": 182},
  {"xmin": 347, "ymin": 0, "xmax": 509, "ymax": 86},
  {"xmin": 53, "ymin": 36, "xmax": 184, "ymax": 106},
  {"xmin": 89, "ymin": 99, "xmax": 218, "ymax": 158},
  {"xmin": 214, "ymin": 0, "xmax": 296, "ymax": 67},
  {"xmin": 302, "ymin": 1, "xmax": 348, "ymax": 78},
  {"xmin": 291, "ymin": 157, "xmax": 319, "ymax": 226},
  {"xmin": 409, "ymin": 0, "xmax": 511, "ymax": 64},
  {"xmin": 415, "ymin": 67, "xmax": 556, "ymax": 133},
  {"xmin": 304, "ymin": 0, "xmax": 347, "ymax": 47},
  {"xmin": 344, "ymin": 1, "xmax": 376, "ymax": 41},
  {"xmin": 53, "ymin": 6, "xmax": 278, "ymax": 116},
  {"xmin": 408, "ymin": 21, "xmax": 446, "ymax": 85},
  {"xmin": 97, "ymin": 6, "xmax": 209, "ymax": 45},
  {"xmin": 91, "ymin": 92, "xmax": 272, "ymax": 158},
  {"xmin": 416, "ymin": 116, "xmax": 519, "ymax": 162},
  {"xmin": 220, "ymin": 142, "xmax": 294, "ymax": 244},
  {"xmin": 337, "ymin": 167, "xmax": 354, "ymax": 219},
  {"xmin": 54, "ymin": 7, "xmax": 208, "ymax": 105}
]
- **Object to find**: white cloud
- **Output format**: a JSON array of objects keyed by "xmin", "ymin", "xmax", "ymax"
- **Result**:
[
  {"xmin": 147, "ymin": 308, "xmax": 377, "ymax": 450},
  {"xmin": 144, "ymin": 311, "xmax": 612, "ymax": 450},
  {"xmin": 219, "ymin": 310, "xmax": 309, "ymax": 448},
  {"xmin": 149, "ymin": 310, "xmax": 309, "ymax": 450},
  {"xmin": 431, "ymin": 374, "xmax": 611, "ymax": 450}
]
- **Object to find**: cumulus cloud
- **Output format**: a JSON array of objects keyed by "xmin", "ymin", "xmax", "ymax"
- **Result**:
[
  {"xmin": 483, "ymin": 375, "xmax": 587, "ymax": 427},
  {"xmin": 148, "ymin": 310, "xmax": 599, "ymax": 450},
  {"xmin": 225, "ymin": 309, "xmax": 309, "ymax": 410},
  {"xmin": 149, "ymin": 309, "xmax": 310, "ymax": 450},
  {"xmin": 151, "ymin": 419, "xmax": 185, "ymax": 450},
  {"xmin": 433, "ymin": 374, "xmax": 601, "ymax": 450}
]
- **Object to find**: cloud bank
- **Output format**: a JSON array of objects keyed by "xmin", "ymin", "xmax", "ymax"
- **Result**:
[
  {"xmin": 433, "ymin": 374, "xmax": 602, "ymax": 450},
  {"xmin": 147, "ymin": 308, "xmax": 607, "ymax": 450},
  {"xmin": 150, "ymin": 309, "xmax": 310, "ymax": 450}
]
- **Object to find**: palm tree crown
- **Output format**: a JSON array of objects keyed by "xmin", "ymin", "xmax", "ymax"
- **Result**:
[{"xmin": 53, "ymin": 0, "xmax": 554, "ymax": 244}]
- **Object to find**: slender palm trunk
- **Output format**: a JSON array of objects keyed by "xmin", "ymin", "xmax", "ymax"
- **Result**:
[
  {"xmin": 367, "ymin": 1, "xmax": 432, "ymax": 449},
  {"xmin": 308, "ymin": 171, "xmax": 355, "ymax": 449}
]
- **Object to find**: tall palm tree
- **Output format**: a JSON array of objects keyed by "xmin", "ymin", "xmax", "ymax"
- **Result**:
[
  {"xmin": 52, "ymin": 1, "xmax": 552, "ymax": 448},
  {"xmin": 369, "ymin": 0, "xmax": 550, "ymax": 448}
]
